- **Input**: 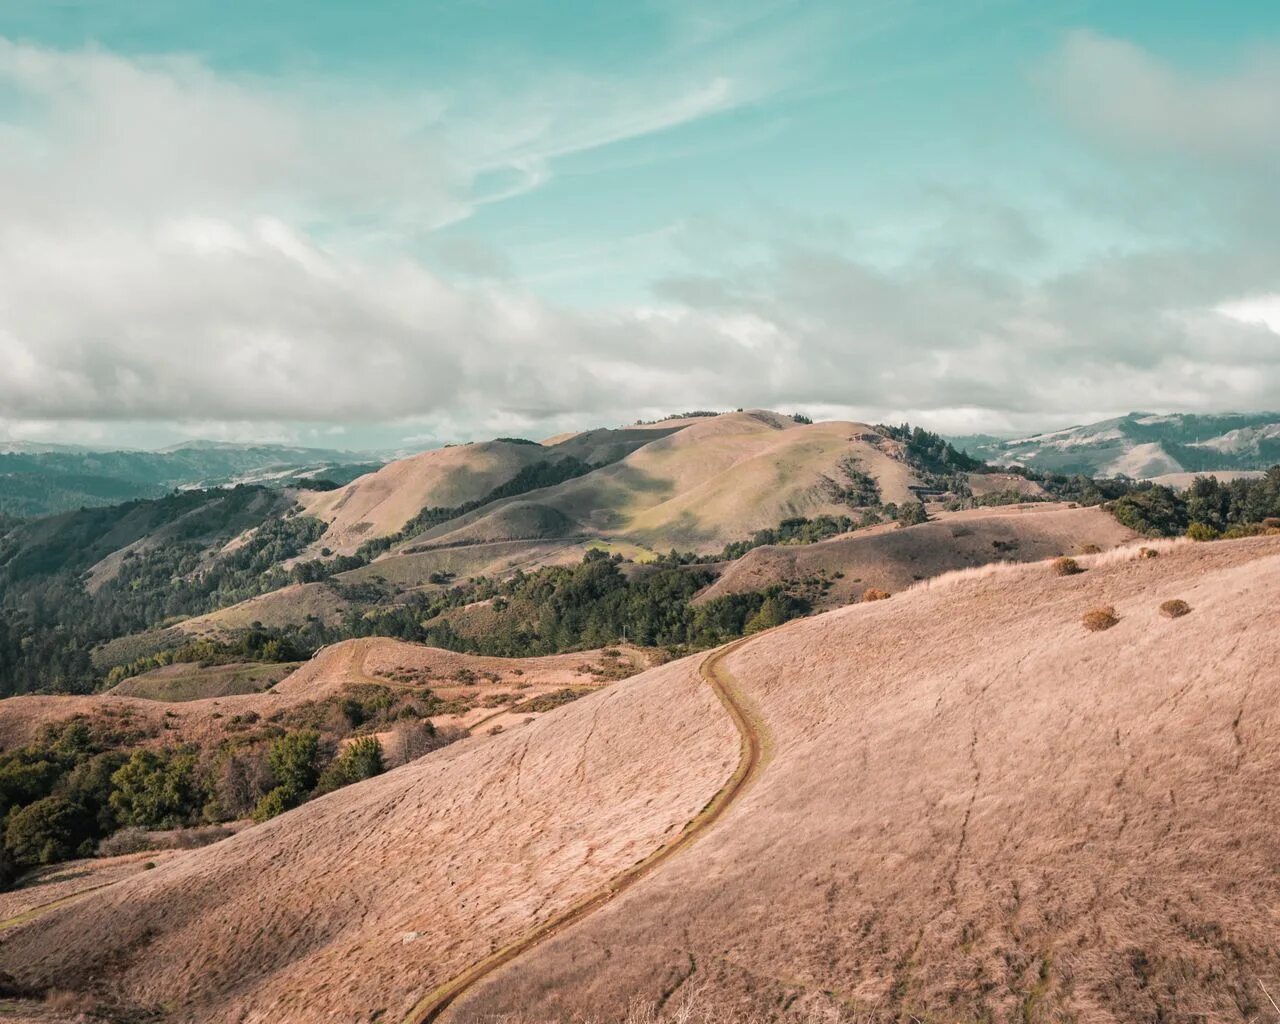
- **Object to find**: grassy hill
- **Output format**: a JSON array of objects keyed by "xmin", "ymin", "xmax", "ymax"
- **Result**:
[{"xmin": 4, "ymin": 536, "xmax": 1277, "ymax": 1022}]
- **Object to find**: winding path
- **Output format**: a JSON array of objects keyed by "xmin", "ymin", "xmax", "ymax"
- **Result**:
[{"xmin": 400, "ymin": 633, "xmax": 772, "ymax": 1024}]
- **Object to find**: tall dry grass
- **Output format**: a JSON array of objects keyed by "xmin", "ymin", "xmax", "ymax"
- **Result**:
[{"xmin": 482, "ymin": 990, "xmax": 877, "ymax": 1024}]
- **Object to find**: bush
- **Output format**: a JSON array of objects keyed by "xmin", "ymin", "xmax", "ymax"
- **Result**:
[
  {"xmin": 1080, "ymin": 544, "xmax": 1102, "ymax": 554},
  {"xmin": 252, "ymin": 786, "xmax": 294, "ymax": 822},
  {"xmin": 1159, "ymin": 599, "xmax": 1191, "ymax": 619},
  {"xmin": 861, "ymin": 588, "xmax": 890, "ymax": 602},
  {"xmin": 1186, "ymin": 522, "xmax": 1220, "ymax": 541},
  {"xmin": 1138, "ymin": 546, "xmax": 1159, "ymax": 559},
  {"xmin": 5, "ymin": 796, "xmax": 92, "ymax": 867},
  {"xmin": 1082, "ymin": 606, "xmax": 1119, "ymax": 632},
  {"xmin": 315, "ymin": 736, "xmax": 384, "ymax": 795},
  {"xmin": 1052, "ymin": 557, "xmax": 1083, "ymax": 577},
  {"xmin": 97, "ymin": 826, "xmax": 154, "ymax": 857}
]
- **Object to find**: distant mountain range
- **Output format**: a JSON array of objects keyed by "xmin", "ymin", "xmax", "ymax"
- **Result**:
[
  {"xmin": 0, "ymin": 441, "xmax": 383, "ymax": 517},
  {"xmin": 952, "ymin": 412, "xmax": 1280, "ymax": 478}
]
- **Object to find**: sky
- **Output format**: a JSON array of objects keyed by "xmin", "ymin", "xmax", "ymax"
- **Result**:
[{"xmin": 0, "ymin": 0, "xmax": 1278, "ymax": 452}]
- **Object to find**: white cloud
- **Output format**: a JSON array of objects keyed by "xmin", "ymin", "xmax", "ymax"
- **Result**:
[
  {"xmin": 1218, "ymin": 295, "xmax": 1280, "ymax": 334},
  {"xmin": 1040, "ymin": 30, "xmax": 1280, "ymax": 162},
  {"xmin": 0, "ymin": 27, "xmax": 1278, "ymax": 448}
]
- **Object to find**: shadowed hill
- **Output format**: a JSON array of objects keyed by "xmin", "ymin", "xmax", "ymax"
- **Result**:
[
  {"xmin": 405, "ymin": 411, "xmax": 921, "ymax": 556},
  {"xmin": 300, "ymin": 427, "xmax": 689, "ymax": 558},
  {"xmin": 699, "ymin": 503, "xmax": 1137, "ymax": 607},
  {"xmin": 4, "ymin": 537, "xmax": 1278, "ymax": 1022}
]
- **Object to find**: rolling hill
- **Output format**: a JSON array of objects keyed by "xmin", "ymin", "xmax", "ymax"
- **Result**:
[
  {"xmin": 0, "ymin": 442, "xmax": 381, "ymax": 518},
  {"xmin": 955, "ymin": 411, "xmax": 1280, "ymax": 477},
  {"xmin": 398, "ymin": 411, "xmax": 921, "ymax": 556},
  {"xmin": 3, "ymin": 535, "xmax": 1276, "ymax": 1022}
]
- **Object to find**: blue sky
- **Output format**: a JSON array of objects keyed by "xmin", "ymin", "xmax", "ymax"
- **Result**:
[{"xmin": 0, "ymin": 0, "xmax": 1277, "ymax": 450}]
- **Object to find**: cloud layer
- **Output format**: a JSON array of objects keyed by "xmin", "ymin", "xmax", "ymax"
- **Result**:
[{"xmin": 0, "ymin": 25, "xmax": 1278, "ymax": 446}]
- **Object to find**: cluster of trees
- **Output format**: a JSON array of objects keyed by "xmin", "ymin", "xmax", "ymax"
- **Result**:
[
  {"xmin": 0, "ymin": 697, "xmax": 440, "ymax": 885},
  {"xmin": 356, "ymin": 550, "xmax": 812, "ymax": 658},
  {"xmin": 875, "ymin": 423, "xmax": 984, "ymax": 475},
  {"xmin": 0, "ymin": 488, "xmax": 324, "ymax": 695},
  {"xmin": 104, "ymin": 629, "xmax": 308, "ymax": 687},
  {"xmin": 1110, "ymin": 469, "xmax": 1280, "ymax": 537}
]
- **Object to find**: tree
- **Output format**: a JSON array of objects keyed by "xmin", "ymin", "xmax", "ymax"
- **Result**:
[
  {"xmin": 897, "ymin": 501, "xmax": 928, "ymax": 526},
  {"xmin": 267, "ymin": 731, "xmax": 321, "ymax": 797},
  {"xmin": 5, "ymin": 796, "xmax": 92, "ymax": 867},
  {"xmin": 315, "ymin": 736, "xmax": 384, "ymax": 795},
  {"xmin": 109, "ymin": 749, "xmax": 198, "ymax": 829}
]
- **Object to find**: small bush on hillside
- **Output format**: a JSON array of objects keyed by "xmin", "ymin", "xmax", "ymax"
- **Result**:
[
  {"xmin": 1052, "ymin": 557, "xmax": 1083, "ymax": 577},
  {"xmin": 1081, "ymin": 544, "xmax": 1102, "ymax": 554},
  {"xmin": 1138, "ymin": 546, "xmax": 1159, "ymax": 559},
  {"xmin": 1186, "ymin": 522, "xmax": 1219, "ymax": 541},
  {"xmin": 315, "ymin": 736, "xmax": 384, "ymax": 795},
  {"xmin": 1082, "ymin": 606, "xmax": 1119, "ymax": 632},
  {"xmin": 1159, "ymin": 599, "xmax": 1191, "ymax": 619},
  {"xmin": 861, "ymin": 588, "xmax": 890, "ymax": 602}
]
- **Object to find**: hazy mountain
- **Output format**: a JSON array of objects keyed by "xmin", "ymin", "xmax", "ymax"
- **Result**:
[
  {"xmin": 0, "ymin": 441, "xmax": 383, "ymax": 517},
  {"xmin": 952, "ymin": 412, "xmax": 1280, "ymax": 477}
]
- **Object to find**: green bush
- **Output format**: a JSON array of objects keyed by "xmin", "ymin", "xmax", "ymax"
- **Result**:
[
  {"xmin": 5, "ymin": 796, "xmax": 93, "ymax": 867},
  {"xmin": 315, "ymin": 736, "xmax": 385, "ymax": 795},
  {"xmin": 252, "ymin": 786, "xmax": 295, "ymax": 822},
  {"xmin": 109, "ymin": 749, "xmax": 199, "ymax": 829}
]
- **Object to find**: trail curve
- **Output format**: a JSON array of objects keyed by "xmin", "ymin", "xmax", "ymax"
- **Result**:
[{"xmin": 400, "ymin": 633, "xmax": 772, "ymax": 1023}]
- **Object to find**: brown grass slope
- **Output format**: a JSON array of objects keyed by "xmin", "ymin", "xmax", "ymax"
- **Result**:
[
  {"xmin": 302, "ymin": 428, "xmax": 686, "ymax": 558},
  {"xmin": 4, "ymin": 539, "xmax": 1279, "ymax": 1023},
  {"xmin": 300, "ymin": 441, "xmax": 555, "ymax": 556},
  {"xmin": 700, "ymin": 503, "xmax": 1137, "ymax": 607},
  {"xmin": 406, "ymin": 411, "xmax": 921, "ymax": 556},
  {"xmin": 443, "ymin": 535, "xmax": 1280, "ymax": 1023},
  {"xmin": 0, "ymin": 639, "xmax": 626, "ymax": 752},
  {"xmin": 0, "ymin": 658, "xmax": 737, "ymax": 1023}
]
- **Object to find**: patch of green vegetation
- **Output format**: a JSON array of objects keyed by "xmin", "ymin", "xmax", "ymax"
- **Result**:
[
  {"xmin": 1110, "ymin": 469, "xmax": 1280, "ymax": 537},
  {"xmin": 0, "ymin": 488, "xmax": 324, "ymax": 696}
]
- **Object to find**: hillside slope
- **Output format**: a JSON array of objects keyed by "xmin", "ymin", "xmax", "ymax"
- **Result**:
[
  {"xmin": 300, "ymin": 427, "xmax": 686, "ymax": 557},
  {"xmin": 406, "ymin": 411, "xmax": 920, "ymax": 555},
  {"xmin": 700, "ymin": 503, "xmax": 1137, "ymax": 607},
  {"xmin": 958, "ymin": 411, "xmax": 1280, "ymax": 476},
  {"xmin": 4, "ymin": 537, "xmax": 1277, "ymax": 1022}
]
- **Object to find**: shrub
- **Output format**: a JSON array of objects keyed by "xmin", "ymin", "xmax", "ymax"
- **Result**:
[
  {"xmin": 1159, "ymin": 599, "xmax": 1191, "ymax": 619},
  {"xmin": 1082, "ymin": 606, "xmax": 1119, "ymax": 632},
  {"xmin": 1138, "ymin": 546, "xmax": 1159, "ymax": 559},
  {"xmin": 97, "ymin": 826, "xmax": 154, "ymax": 857},
  {"xmin": 861, "ymin": 588, "xmax": 890, "ymax": 602},
  {"xmin": 252, "ymin": 786, "xmax": 294, "ymax": 822},
  {"xmin": 1186, "ymin": 522, "xmax": 1219, "ymax": 541},
  {"xmin": 1052, "ymin": 557, "xmax": 1083, "ymax": 577},
  {"xmin": 5, "ymin": 796, "xmax": 92, "ymax": 867},
  {"xmin": 1081, "ymin": 544, "xmax": 1102, "ymax": 554},
  {"xmin": 315, "ymin": 736, "xmax": 384, "ymax": 795}
]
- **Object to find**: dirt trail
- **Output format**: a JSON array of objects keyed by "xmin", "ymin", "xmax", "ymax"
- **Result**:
[{"xmin": 401, "ymin": 634, "xmax": 772, "ymax": 1024}]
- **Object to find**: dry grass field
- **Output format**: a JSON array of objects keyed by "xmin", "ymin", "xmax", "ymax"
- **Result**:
[
  {"xmin": 2, "ymin": 536, "xmax": 1277, "ymax": 1023},
  {"xmin": 0, "ymin": 639, "xmax": 641, "ymax": 753},
  {"xmin": 405, "ymin": 412, "xmax": 924, "ymax": 556},
  {"xmin": 700, "ymin": 503, "xmax": 1137, "ymax": 608}
]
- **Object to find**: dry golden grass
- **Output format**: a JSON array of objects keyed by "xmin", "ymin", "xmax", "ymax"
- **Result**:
[
  {"xmin": 703, "ymin": 505, "xmax": 1136, "ymax": 609},
  {"xmin": 6, "ymin": 537, "xmax": 1280, "ymax": 1024},
  {"xmin": 0, "ymin": 639, "xmax": 636, "ymax": 752},
  {"xmin": 1082, "ymin": 605, "xmax": 1119, "ymax": 631}
]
